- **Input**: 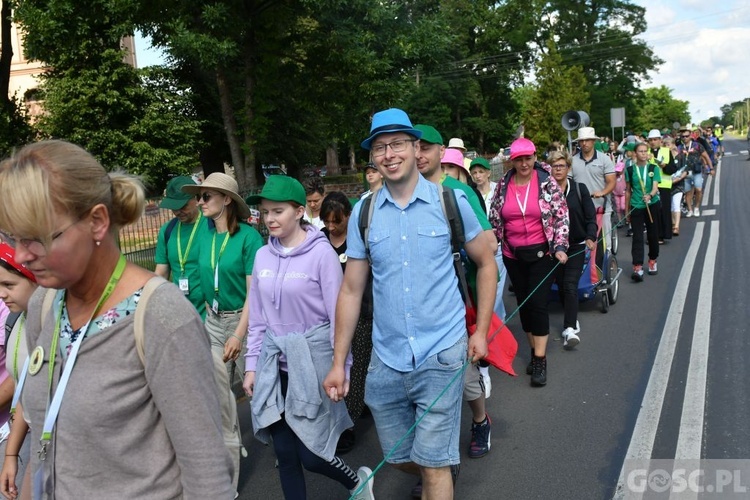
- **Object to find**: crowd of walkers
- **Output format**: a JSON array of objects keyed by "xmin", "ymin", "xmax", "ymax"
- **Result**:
[{"xmin": 0, "ymin": 111, "xmax": 720, "ymax": 499}]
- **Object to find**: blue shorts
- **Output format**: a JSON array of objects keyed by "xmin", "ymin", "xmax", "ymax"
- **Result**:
[
  {"xmin": 364, "ymin": 336, "xmax": 466, "ymax": 468},
  {"xmin": 684, "ymin": 171, "xmax": 704, "ymax": 190}
]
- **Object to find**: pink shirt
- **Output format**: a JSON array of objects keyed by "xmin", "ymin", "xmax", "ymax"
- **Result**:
[{"xmin": 501, "ymin": 171, "xmax": 547, "ymax": 258}]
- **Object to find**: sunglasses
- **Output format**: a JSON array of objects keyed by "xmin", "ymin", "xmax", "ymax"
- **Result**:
[
  {"xmin": 196, "ymin": 192, "xmax": 214, "ymax": 203},
  {"xmin": 681, "ymin": 134, "xmax": 691, "ymax": 138}
]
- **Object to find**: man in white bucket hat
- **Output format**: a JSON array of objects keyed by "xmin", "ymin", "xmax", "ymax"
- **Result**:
[{"xmin": 571, "ymin": 126, "xmax": 616, "ymax": 285}]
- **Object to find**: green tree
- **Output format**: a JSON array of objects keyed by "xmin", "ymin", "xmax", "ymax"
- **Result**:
[
  {"xmin": 630, "ymin": 86, "xmax": 689, "ymax": 133},
  {"xmin": 520, "ymin": 0, "xmax": 662, "ymax": 129},
  {"xmin": 13, "ymin": 0, "xmax": 203, "ymax": 192},
  {"xmin": 523, "ymin": 39, "xmax": 590, "ymax": 148}
]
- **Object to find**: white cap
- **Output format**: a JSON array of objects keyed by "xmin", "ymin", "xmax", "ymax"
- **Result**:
[
  {"xmin": 647, "ymin": 129, "xmax": 661, "ymax": 139},
  {"xmin": 448, "ymin": 138, "xmax": 466, "ymax": 151}
]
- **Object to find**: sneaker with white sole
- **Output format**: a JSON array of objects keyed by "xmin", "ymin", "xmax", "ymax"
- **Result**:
[
  {"xmin": 693, "ymin": 207, "xmax": 700, "ymax": 217},
  {"xmin": 478, "ymin": 365, "xmax": 491, "ymax": 399},
  {"xmin": 350, "ymin": 466, "xmax": 375, "ymax": 500},
  {"xmin": 648, "ymin": 259, "xmax": 658, "ymax": 275},
  {"xmin": 572, "ymin": 320, "xmax": 580, "ymax": 335},
  {"xmin": 562, "ymin": 327, "xmax": 580, "ymax": 349},
  {"xmin": 686, "ymin": 210, "xmax": 693, "ymax": 218}
]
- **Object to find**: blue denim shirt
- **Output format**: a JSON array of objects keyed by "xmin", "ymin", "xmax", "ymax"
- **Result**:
[{"xmin": 346, "ymin": 175, "xmax": 483, "ymax": 371}]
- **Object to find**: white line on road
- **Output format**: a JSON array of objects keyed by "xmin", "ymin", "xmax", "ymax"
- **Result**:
[
  {"xmin": 703, "ymin": 175, "xmax": 711, "ymax": 207},
  {"xmin": 713, "ymin": 158, "xmax": 720, "ymax": 206},
  {"xmin": 675, "ymin": 220, "xmax": 719, "ymax": 458},
  {"xmin": 701, "ymin": 209, "xmax": 716, "ymax": 216},
  {"xmin": 613, "ymin": 222, "xmax": 706, "ymax": 500}
]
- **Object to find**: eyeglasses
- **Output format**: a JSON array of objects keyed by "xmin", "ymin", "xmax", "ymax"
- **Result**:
[
  {"xmin": 196, "ymin": 192, "xmax": 214, "ymax": 203},
  {"xmin": 371, "ymin": 139, "xmax": 415, "ymax": 157},
  {"xmin": 550, "ymin": 163, "xmax": 568, "ymax": 170},
  {"xmin": 0, "ymin": 219, "xmax": 80, "ymax": 257},
  {"xmin": 681, "ymin": 134, "xmax": 691, "ymax": 138}
]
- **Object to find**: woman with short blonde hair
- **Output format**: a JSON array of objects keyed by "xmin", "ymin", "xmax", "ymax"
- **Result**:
[{"xmin": 0, "ymin": 140, "xmax": 234, "ymax": 499}]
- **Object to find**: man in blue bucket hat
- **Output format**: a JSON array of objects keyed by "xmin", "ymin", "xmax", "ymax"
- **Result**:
[{"xmin": 325, "ymin": 108, "xmax": 497, "ymax": 499}]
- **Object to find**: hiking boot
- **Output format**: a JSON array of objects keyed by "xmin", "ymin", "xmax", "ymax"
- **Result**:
[
  {"xmin": 562, "ymin": 327, "xmax": 580, "ymax": 349},
  {"xmin": 648, "ymin": 259, "xmax": 658, "ymax": 275},
  {"xmin": 350, "ymin": 466, "xmax": 374, "ymax": 500},
  {"xmin": 634, "ymin": 266, "xmax": 645, "ymax": 281},
  {"xmin": 469, "ymin": 414, "xmax": 492, "ymax": 458},
  {"xmin": 531, "ymin": 356, "xmax": 547, "ymax": 386}
]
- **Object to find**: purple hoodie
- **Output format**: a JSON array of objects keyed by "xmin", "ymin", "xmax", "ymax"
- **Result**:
[{"xmin": 245, "ymin": 225, "xmax": 350, "ymax": 374}]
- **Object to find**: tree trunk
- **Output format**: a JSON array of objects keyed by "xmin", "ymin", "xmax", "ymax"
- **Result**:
[
  {"xmin": 215, "ymin": 66, "xmax": 244, "ymax": 184},
  {"xmin": 326, "ymin": 141, "xmax": 340, "ymax": 176},
  {"xmin": 242, "ymin": 47, "xmax": 258, "ymax": 190},
  {"xmin": 348, "ymin": 144, "xmax": 356, "ymax": 173},
  {"xmin": 0, "ymin": 2, "xmax": 14, "ymax": 109}
]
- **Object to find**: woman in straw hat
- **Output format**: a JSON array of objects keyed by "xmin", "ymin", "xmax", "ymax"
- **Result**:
[
  {"xmin": 182, "ymin": 173, "xmax": 263, "ymax": 378},
  {"xmin": 0, "ymin": 140, "xmax": 233, "ymax": 498}
]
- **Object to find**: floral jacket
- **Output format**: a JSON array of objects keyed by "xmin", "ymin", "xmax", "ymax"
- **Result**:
[{"xmin": 488, "ymin": 161, "xmax": 569, "ymax": 255}]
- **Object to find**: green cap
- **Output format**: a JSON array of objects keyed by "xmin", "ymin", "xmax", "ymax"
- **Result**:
[
  {"xmin": 470, "ymin": 157, "xmax": 491, "ymax": 170},
  {"xmin": 623, "ymin": 142, "xmax": 636, "ymax": 152},
  {"xmin": 414, "ymin": 124, "xmax": 443, "ymax": 145},
  {"xmin": 160, "ymin": 176, "xmax": 196, "ymax": 210},
  {"xmin": 245, "ymin": 175, "xmax": 307, "ymax": 207}
]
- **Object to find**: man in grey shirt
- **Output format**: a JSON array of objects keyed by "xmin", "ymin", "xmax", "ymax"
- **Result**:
[{"xmin": 571, "ymin": 126, "xmax": 616, "ymax": 245}]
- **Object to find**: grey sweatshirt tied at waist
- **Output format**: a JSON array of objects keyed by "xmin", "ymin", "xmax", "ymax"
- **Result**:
[{"xmin": 251, "ymin": 322, "xmax": 352, "ymax": 461}]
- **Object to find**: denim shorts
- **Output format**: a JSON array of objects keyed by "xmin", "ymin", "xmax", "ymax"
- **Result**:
[
  {"xmin": 364, "ymin": 336, "xmax": 467, "ymax": 468},
  {"xmin": 684, "ymin": 171, "xmax": 704, "ymax": 190}
]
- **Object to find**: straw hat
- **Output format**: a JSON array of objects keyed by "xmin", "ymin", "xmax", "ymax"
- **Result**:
[{"xmin": 181, "ymin": 172, "xmax": 251, "ymax": 219}]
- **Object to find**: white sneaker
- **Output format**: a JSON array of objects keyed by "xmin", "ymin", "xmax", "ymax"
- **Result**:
[
  {"xmin": 693, "ymin": 207, "xmax": 700, "ymax": 217},
  {"xmin": 686, "ymin": 210, "xmax": 693, "ymax": 218},
  {"xmin": 562, "ymin": 327, "xmax": 580, "ymax": 349},
  {"xmin": 479, "ymin": 365, "xmax": 491, "ymax": 399},
  {"xmin": 572, "ymin": 320, "xmax": 581, "ymax": 335},
  {"xmin": 350, "ymin": 466, "xmax": 375, "ymax": 500}
]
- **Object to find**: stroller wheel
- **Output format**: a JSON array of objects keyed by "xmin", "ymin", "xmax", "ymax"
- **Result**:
[
  {"xmin": 600, "ymin": 291, "xmax": 610, "ymax": 313},
  {"xmin": 607, "ymin": 256, "xmax": 619, "ymax": 305}
]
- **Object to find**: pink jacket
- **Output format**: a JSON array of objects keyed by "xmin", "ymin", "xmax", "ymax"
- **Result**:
[{"xmin": 489, "ymin": 162, "xmax": 569, "ymax": 254}]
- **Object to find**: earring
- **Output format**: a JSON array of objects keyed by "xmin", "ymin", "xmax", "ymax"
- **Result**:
[{"xmin": 95, "ymin": 240, "xmax": 101, "ymax": 247}]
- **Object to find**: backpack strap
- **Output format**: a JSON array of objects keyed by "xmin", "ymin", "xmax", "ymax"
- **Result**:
[
  {"xmin": 358, "ymin": 189, "xmax": 379, "ymax": 263},
  {"xmin": 437, "ymin": 185, "xmax": 471, "ymax": 307},
  {"xmin": 40, "ymin": 288, "xmax": 57, "ymax": 329},
  {"xmin": 134, "ymin": 276, "xmax": 168, "ymax": 365},
  {"xmin": 3, "ymin": 312, "xmax": 21, "ymax": 349}
]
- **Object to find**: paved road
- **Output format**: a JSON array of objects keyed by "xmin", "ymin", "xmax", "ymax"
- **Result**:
[{"xmin": 236, "ymin": 137, "xmax": 747, "ymax": 499}]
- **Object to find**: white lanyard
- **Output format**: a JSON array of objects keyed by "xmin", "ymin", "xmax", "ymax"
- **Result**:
[
  {"xmin": 10, "ymin": 356, "xmax": 30, "ymax": 416},
  {"xmin": 515, "ymin": 180, "xmax": 531, "ymax": 219}
]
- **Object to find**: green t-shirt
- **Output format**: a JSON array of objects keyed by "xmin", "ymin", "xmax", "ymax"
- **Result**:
[
  {"xmin": 199, "ymin": 223, "xmax": 264, "ymax": 312},
  {"xmin": 625, "ymin": 162, "xmax": 661, "ymax": 210},
  {"xmin": 155, "ymin": 215, "xmax": 210, "ymax": 318}
]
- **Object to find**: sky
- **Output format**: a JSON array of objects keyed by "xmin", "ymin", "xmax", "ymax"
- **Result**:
[
  {"xmin": 632, "ymin": 0, "xmax": 750, "ymax": 124},
  {"xmin": 134, "ymin": 1, "xmax": 750, "ymax": 125}
]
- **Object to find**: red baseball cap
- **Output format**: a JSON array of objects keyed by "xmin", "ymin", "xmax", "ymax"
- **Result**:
[{"xmin": 0, "ymin": 243, "xmax": 36, "ymax": 282}]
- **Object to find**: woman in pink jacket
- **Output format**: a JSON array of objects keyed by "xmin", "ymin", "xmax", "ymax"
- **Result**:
[{"xmin": 488, "ymin": 138, "xmax": 569, "ymax": 387}]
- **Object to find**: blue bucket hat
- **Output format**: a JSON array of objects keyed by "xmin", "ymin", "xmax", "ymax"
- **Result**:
[{"xmin": 361, "ymin": 108, "xmax": 422, "ymax": 150}]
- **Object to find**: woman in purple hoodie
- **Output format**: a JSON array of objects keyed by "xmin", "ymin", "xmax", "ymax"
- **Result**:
[{"xmin": 243, "ymin": 176, "xmax": 374, "ymax": 500}]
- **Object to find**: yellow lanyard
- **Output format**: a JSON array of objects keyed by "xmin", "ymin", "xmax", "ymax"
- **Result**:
[
  {"xmin": 211, "ymin": 232, "xmax": 231, "ymax": 296},
  {"xmin": 12, "ymin": 313, "xmax": 24, "ymax": 382},
  {"xmin": 176, "ymin": 213, "xmax": 202, "ymax": 274},
  {"xmin": 39, "ymin": 254, "xmax": 127, "ymax": 448}
]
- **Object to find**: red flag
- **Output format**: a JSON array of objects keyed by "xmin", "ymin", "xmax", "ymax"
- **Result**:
[{"xmin": 466, "ymin": 306, "xmax": 518, "ymax": 376}]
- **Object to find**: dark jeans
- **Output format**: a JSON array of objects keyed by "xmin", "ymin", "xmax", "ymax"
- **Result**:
[
  {"xmin": 503, "ymin": 254, "xmax": 556, "ymax": 335},
  {"xmin": 630, "ymin": 202, "xmax": 660, "ymax": 266},
  {"xmin": 658, "ymin": 188, "xmax": 672, "ymax": 240},
  {"xmin": 554, "ymin": 243, "xmax": 586, "ymax": 329},
  {"xmin": 269, "ymin": 372, "xmax": 358, "ymax": 499}
]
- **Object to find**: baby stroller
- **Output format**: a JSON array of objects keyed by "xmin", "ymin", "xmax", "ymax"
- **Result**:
[{"xmin": 551, "ymin": 234, "xmax": 622, "ymax": 313}]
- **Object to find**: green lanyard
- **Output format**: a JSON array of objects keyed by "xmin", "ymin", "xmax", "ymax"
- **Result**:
[
  {"xmin": 176, "ymin": 213, "xmax": 202, "ymax": 275},
  {"xmin": 211, "ymin": 232, "xmax": 230, "ymax": 298},
  {"xmin": 39, "ymin": 254, "xmax": 127, "ymax": 453},
  {"xmin": 12, "ymin": 313, "xmax": 24, "ymax": 382}
]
